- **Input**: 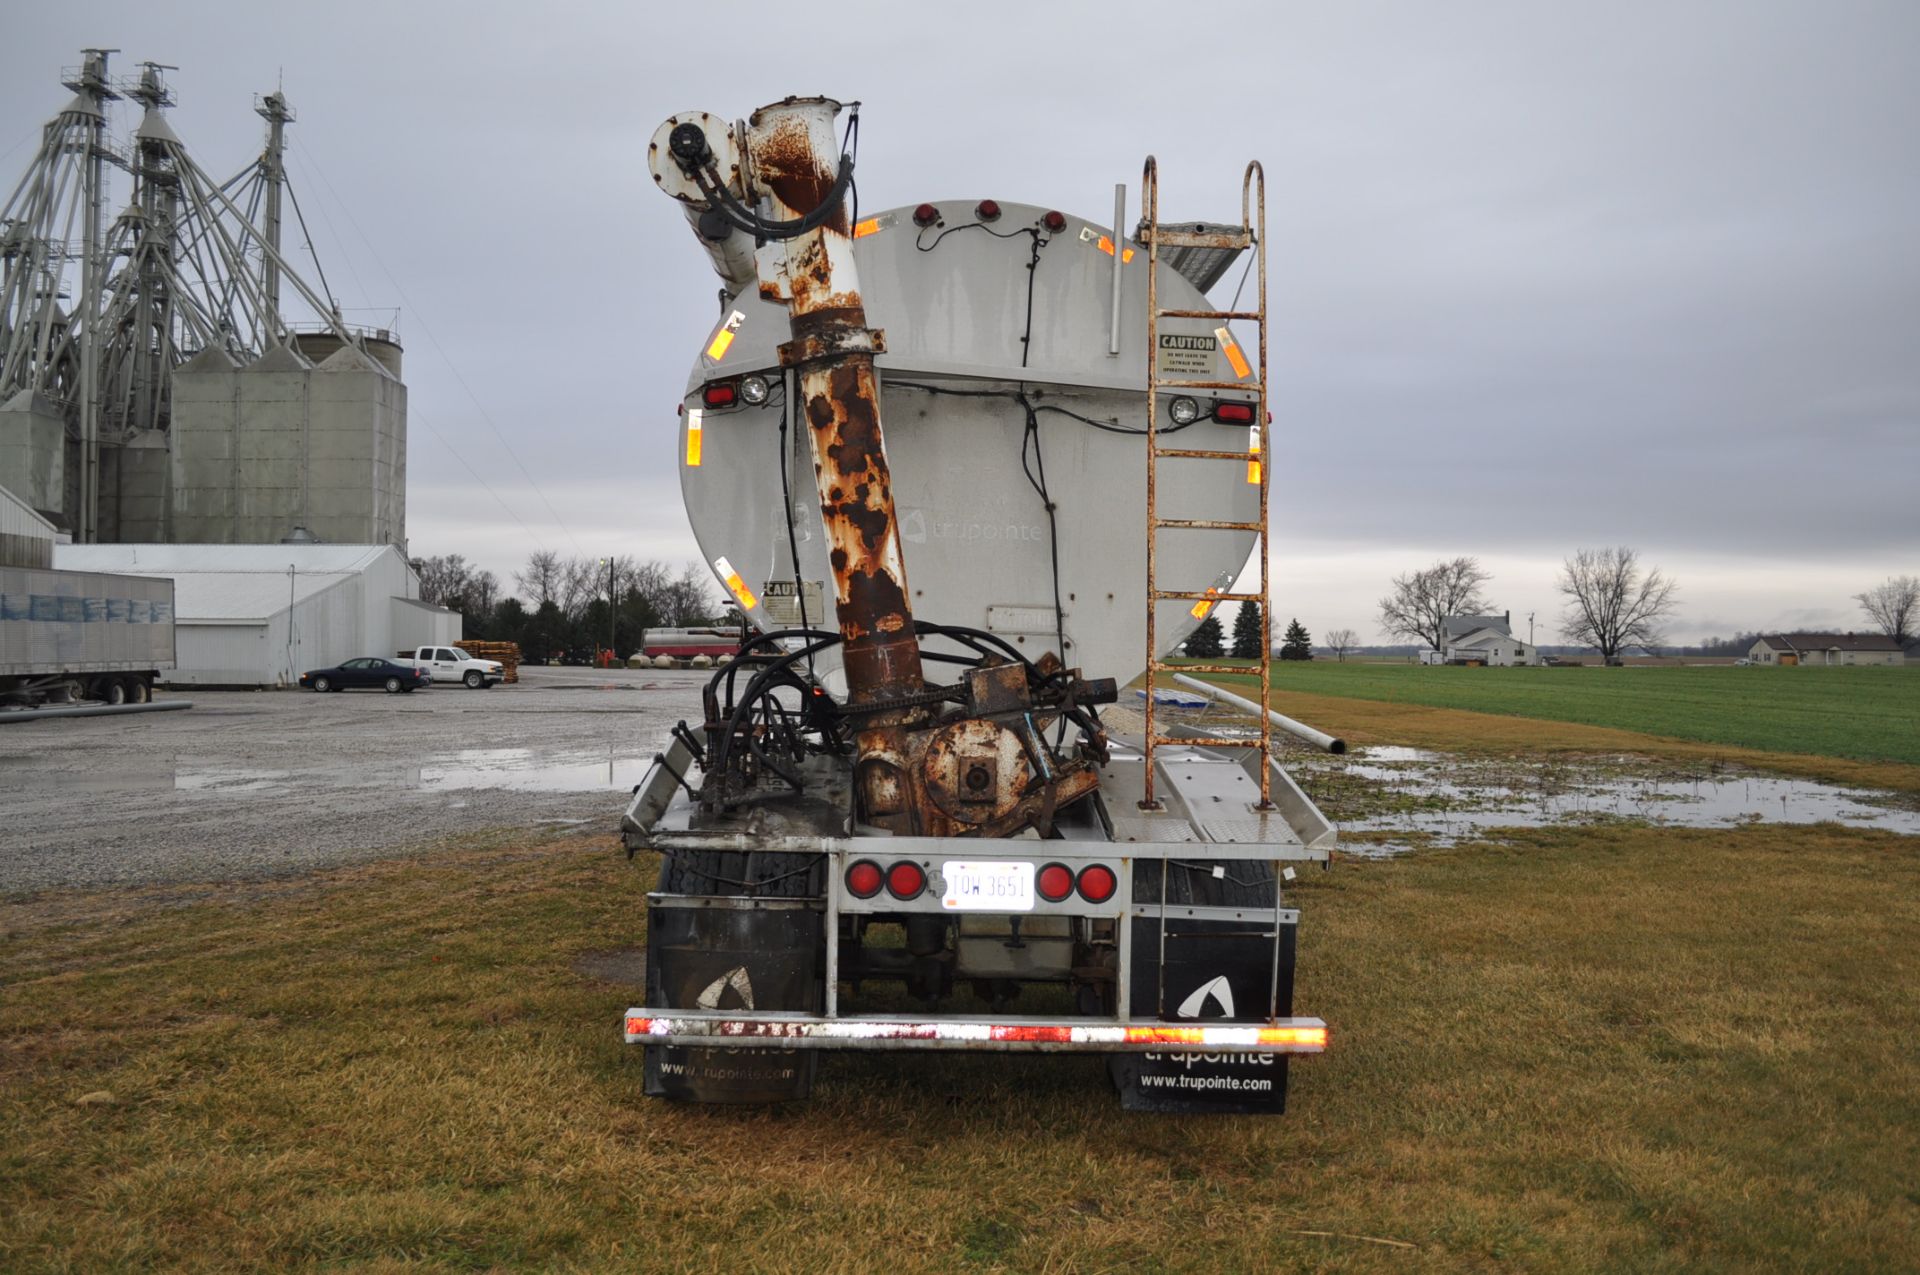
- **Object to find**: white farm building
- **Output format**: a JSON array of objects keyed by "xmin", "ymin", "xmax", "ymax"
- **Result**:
[
  {"xmin": 1422, "ymin": 613, "xmax": 1541, "ymax": 666},
  {"xmin": 50, "ymin": 543, "xmax": 459, "ymax": 687}
]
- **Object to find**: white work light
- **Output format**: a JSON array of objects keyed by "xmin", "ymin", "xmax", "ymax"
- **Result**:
[{"xmin": 1168, "ymin": 396, "xmax": 1199, "ymax": 425}]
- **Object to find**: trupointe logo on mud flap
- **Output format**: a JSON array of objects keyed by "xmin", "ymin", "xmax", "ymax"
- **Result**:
[{"xmin": 900, "ymin": 509, "xmax": 1045, "ymax": 545}]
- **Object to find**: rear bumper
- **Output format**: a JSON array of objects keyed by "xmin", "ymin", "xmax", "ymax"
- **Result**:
[{"xmin": 624, "ymin": 1010, "xmax": 1327, "ymax": 1054}]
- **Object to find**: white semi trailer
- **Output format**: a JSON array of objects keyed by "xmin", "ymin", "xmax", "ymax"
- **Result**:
[
  {"xmin": 0, "ymin": 565, "xmax": 176, "ymax": 709},
  {"xmin": 621, "ymin": 98, "xmax": 1335, "ymax": 1111}
]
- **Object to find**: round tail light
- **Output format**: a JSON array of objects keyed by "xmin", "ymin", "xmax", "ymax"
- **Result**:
[
  {"xmin": 975, "ymin": 199, "xmax": 1002, "ymax": 222},
  {"xmin": 1042, "ymin": 210, "xmax": 1067, "ymax": 233},
  {"xmin": 913, "ymin": 202, "xmax": 940, "ymax": 227},
  {"xmin": 1037, "ymin": 863, "xmax": 1074, "ymax": 902},
  {"xmin": 1076, "ymin": 864, "xmax": 1117, "ymax": 903},
  {"xmin": 846, "ymin": 860, "xmax": 883, "ymax": 899},
  {"xmin": 886, "ymin": 861, "xmax": 927, "ymax": 900}
]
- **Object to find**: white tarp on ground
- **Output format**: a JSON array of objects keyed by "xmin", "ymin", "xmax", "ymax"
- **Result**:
[{"xmin": 50, "ymin": 543, "xmax": 438, "ymax": 686}]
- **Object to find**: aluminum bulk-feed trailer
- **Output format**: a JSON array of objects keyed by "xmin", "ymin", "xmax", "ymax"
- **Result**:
[{"xmin": 621, "ymin": 97, "xmax": 1335, "ymax": 1112}]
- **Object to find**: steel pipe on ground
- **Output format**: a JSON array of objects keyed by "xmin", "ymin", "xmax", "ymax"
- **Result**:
[
  {"xmin": 0, "ymin": 699, "xmax": 194, "ymax": 725},
  {"xmin": 1170, "ymin": 673, "xmax": 1345, "ymax": 754}
]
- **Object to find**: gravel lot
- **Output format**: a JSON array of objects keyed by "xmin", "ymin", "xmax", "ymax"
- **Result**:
[{"xmin": 0, "ymin": 666, "xmax": 708, "ymax": 894}]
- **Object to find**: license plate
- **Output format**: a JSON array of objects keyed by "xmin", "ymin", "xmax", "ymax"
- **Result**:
[{"xmin": 940, "ymin": 860, "xmax": 1034, "ymax": 912}]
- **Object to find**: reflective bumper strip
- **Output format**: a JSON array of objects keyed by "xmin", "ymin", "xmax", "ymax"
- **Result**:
[{"xmin": 623, "ymin": 1012, "xmax": 1327, "ymax": 1053}]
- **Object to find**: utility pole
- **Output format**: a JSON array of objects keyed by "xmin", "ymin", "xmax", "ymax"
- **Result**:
[
  {"xmin": 601, "ymin": 557, "xmax": 616, "ymax": 665},
  {"xmin": 1528, "ymin": 611, "xmax": 1536, "ymax": 646}
]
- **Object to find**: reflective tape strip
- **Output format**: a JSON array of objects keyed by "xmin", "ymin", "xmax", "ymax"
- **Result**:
[
  {"xmin": 853, "ymin": 217, "xmax": 882, "ymax": 238},
  {"xmin": 705, "ymin": 310, "xmax": 746, "ymax": 362},
  {"xmin": 1247, "ymin": 424, "xmax": 1260, "ymax": 484},
  {"xmin": 624, "ymin": 1014, "xmax": 1328, "ymax": 1051},
  {"xmin": 1216, "ymin": 326, "xmax": 1252, "ymax": 379},
  {"xmin": 713, "ymin": 555, "xmax": 757, "ymax": 610},
  {"xmin": 685, "ymin": 408, "xmax": 703, "ymax": 467},
  {"xmin": 1191, "ymin": 587, "xmax": 1219, "ymax": 620},
  {"xmin": 1096, "ymin": 234, "xmax": 1137, "ymax": 263}
]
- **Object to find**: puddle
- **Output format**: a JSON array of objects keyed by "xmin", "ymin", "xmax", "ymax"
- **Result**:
[
  {"xmin": 1300, "ymin": 747, "xmax": 1920, "ymax": 856},
  {"xmin": 417, "ymin": 748, "xmax": 652, "ymax": 793}
]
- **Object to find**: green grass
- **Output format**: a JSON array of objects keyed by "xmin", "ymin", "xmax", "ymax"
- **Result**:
[
  {"xmin": 4, "ymin": 823, "xmax": 1919, "ymax": 1271},
  {"xmin": 1186, "ymin": 661, "xmax": 1920, "ymax": 766}
]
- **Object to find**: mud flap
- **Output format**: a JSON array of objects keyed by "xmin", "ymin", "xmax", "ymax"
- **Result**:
[
  {"xmin": 643, "ymin": 901, "xmax": 823, "ymax": 1103},
  {"xmin": 1111, "ymin": 916, "xmax": 1297, "ymax": 1114}
]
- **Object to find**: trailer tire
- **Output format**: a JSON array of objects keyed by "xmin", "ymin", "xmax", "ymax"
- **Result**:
[
  {"xmin": 464, "ymin": 670, "xmax": 483, "ymax": 689},
  {"xmin": 128, "ymin": 678, "xmax": 150, "ymax": 704},
  {"xmin": 103, "ymin": 680, "xmax": 126, "ymax": 706}
]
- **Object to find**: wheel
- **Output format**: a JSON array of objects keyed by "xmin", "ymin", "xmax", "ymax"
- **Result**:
[
  {"xmin": 312, "ymin": 676, "xmax": 331, "ymax": 693},
  {"xmin": 128, "ymin": 678, "xmax": 151, "ymax": 704},
  {"xmin": 103, "ymin": 680, "xmax": 127, "ymax": 706},
  {"xmin": 464, "ymin": 670, "xmax": 484, "ymax": 689},
  {"xmin": 384, "ymin": 677, "xmax": 404, "ymax": 694}
]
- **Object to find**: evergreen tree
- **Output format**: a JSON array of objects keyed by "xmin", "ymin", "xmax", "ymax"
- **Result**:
[
  {"xmin": 1231, "ymin": 601, "xmax": 1265, "ymax": 659},
  {"xmin": 1279, "ymin": 617, "xmax": 1314, "ymax": 661},
  {"xmin": 1185, "ymin": 614, "xmax": 1225, "ymax": 658}
]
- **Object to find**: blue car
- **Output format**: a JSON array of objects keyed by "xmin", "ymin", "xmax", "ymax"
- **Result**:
[{"xmin": 299, "ymin": 657, "xmax": 429, "ymax": 694}]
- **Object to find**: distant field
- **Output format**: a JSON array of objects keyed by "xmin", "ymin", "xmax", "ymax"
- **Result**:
[{"xmin": 1182, "ymin": 661, "xmax": 1920, "ymax": 766}]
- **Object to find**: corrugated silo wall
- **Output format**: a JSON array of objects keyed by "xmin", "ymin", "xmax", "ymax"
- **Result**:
[
  {"xmin": 0, "ymin": 391, "xmax": 68, "ymax": 524},
  {"xmin": 168, "ymin": 342, "xmax": 406, "ymax": 546},
  {"xmin": 100, "ymin": 431, "xmax": 172, "ymax": 543}
]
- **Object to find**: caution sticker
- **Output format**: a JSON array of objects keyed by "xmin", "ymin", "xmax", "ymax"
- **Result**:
[{"xmin": 1158, "ymin": 332, "xmax": 1217, "ymax": 376}]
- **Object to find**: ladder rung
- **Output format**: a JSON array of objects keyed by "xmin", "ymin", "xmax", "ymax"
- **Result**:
[
  {"xmin": 1148, "ymin": 662, "xmax": 1260, "ymax": 675},
  {"xmin": 1148, "ymin": 736, "xmax": 1270, "ymax": 750},
  {"xmin": 1158, "ymin": 309, "xmax": 1260, "ymax": 321},
  {"xmin": 1151, "ymin": 379, "xmax": 1260, "ymax": 392},
  {"xmin": 1152, "ymin": 447, "xmax": 1247, "ymax": 460},
  {"xmin": 1152, "ymin": 590, "xmax": 1262, "ymax": 603},
  {"xmin": 1142, "ymin": 228, "xmax": 1252, "ymax": 250},
  {"xmin": 1151, "ymin": 517, "xmax": 1263, "ymax": 532}
]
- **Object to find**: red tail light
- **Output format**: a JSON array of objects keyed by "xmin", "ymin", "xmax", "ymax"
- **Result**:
[
  {"xmin": 975, "ymin": 199, "xmax": 1001, "ymax": 222},
  {"xmin": 1213, "ymin": 401, "xmax": 1255, "ymax": 425},
  {"xmin": 846, "ymin": 860, "xmax": 883, "ymax": 899},
  {"xmin": 702, "ymin": 382, "xmax": 737, "ymax": 408},
  {"xmin": 1037, "ymin": 863, "xmax": 1074, "ymax": 902},
  {"xmin": 1042, "ymin": 210, "xmax": 1067, "ymax": 233},
  {"xmin": 886, "ymin": 861, "xmax": 926, "ymax": 900},
  {"xmin": 1076, "ymin": 864, "xmax": 1118, "ymax": 903},
  {"xmin": 913, "ymin": 203, "xmax": 940, "ymax": 227}
]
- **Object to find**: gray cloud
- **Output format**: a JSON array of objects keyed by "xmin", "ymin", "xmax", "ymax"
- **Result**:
[{"xmin": 4, "ymin": 0, "xmax": 1913, "ymax": 642}]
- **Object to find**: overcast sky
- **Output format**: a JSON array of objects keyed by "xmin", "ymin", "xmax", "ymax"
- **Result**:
[{"xmin": 6, "ymin": 1, "xmax": 1914, "ymax": 644}]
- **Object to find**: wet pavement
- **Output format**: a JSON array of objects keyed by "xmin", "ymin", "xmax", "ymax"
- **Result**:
[{"xmin": 0, "ymin": 665, "xmax": 707, "ymax": 894}]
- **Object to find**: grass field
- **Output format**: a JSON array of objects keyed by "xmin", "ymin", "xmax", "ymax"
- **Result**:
[
  {"xmin": 1178, "ymin": 661, "xmax": 1920, "ymax": 767},
  {"xmin": 5, "ymin": 819, "xmax": 1918, "ymax": 1272}
]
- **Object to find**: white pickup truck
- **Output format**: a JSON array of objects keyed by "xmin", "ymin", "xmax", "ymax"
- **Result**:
[{"xmin": 397, "ymin": 645, "xmax": 505, "ymax": 689}]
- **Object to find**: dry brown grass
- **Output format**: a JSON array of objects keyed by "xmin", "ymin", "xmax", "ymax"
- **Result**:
[{"xmin": 4, "ymin": 820, "xmax": 1918, "ymax": 1271}]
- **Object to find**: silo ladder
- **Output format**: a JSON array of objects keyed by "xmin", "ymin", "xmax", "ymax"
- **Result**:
[{"xmin": 1137, "ymin": 157, "xmax": 1272, "ymax": 811}]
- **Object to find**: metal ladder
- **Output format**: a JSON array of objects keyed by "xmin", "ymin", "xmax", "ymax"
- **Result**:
[{"xmin": 1138, "ymin": 157, "xmax": 1272, "ymax": 811}]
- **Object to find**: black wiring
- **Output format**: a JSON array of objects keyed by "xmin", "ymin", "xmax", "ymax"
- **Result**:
[{"xmin": 775, "ymin": 367, "xmax": 815, "ymax": 676}]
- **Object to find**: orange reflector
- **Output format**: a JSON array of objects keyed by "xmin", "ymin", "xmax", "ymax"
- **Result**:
[
  {"xmin": 854, "ymin": 217, "xmax": 881, "ymax": 238},
  {"xmin": 684, "ymin": 408, "xmax": 704, "ymax": 467},
  {"xmin": 713, "ymin": 555, "xmax": 757, "ymax": 611},
  {"xmin": 705, "ymin": 310, "xmax": 746, "ymax": 363},
  {"xmin": 1191, "ymin": 587, "xmax": 1220, "ymax": 620},
  {"xmin": 1096, "ymin": 234, "xmax": 1137, "ymax": 263},
  {"xmin": 1247, "ymin": 424, "xmax": 1260, "ymax": 485},
  {"xmin": 1216, "ymin": 326, "xmax": 1251, "ymax": 379}
]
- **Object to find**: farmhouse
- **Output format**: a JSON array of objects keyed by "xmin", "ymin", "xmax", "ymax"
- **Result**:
[
  {"xmin": 1425, "ymin": 612, "xmax": 1542, "ymax": 666},
  {"xmin": 1747, "ymin": 633, "xmax": 1905, "ymax": 667}
]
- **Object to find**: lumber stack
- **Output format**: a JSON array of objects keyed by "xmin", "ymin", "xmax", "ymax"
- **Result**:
[{"xmin": 461, "ymin": 640, "xmax": 522, "ymax": 684}]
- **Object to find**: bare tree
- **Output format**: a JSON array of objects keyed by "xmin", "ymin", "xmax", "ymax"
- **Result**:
[
  {"xmin": 410, "ymin": 554, "xmax": 499, "ymax": 620},
  {"xmin": 1324, "ymin": 627, "xmax": 1359, "ymax": 661},
  {"xmin": 1378, "ymin": 557, "xmax": 1495, "ymax": 651},
  {"xmin": 515, "ymin": 550, "xmax": 564, "ymax": 607},
  {"xmin": 1855, "ymin": 575, "xmax": 1919, "ymax": 644},
  {"xmin": 1557, "ymin": 546, "xmax": 1679, "ymax": 659}
]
